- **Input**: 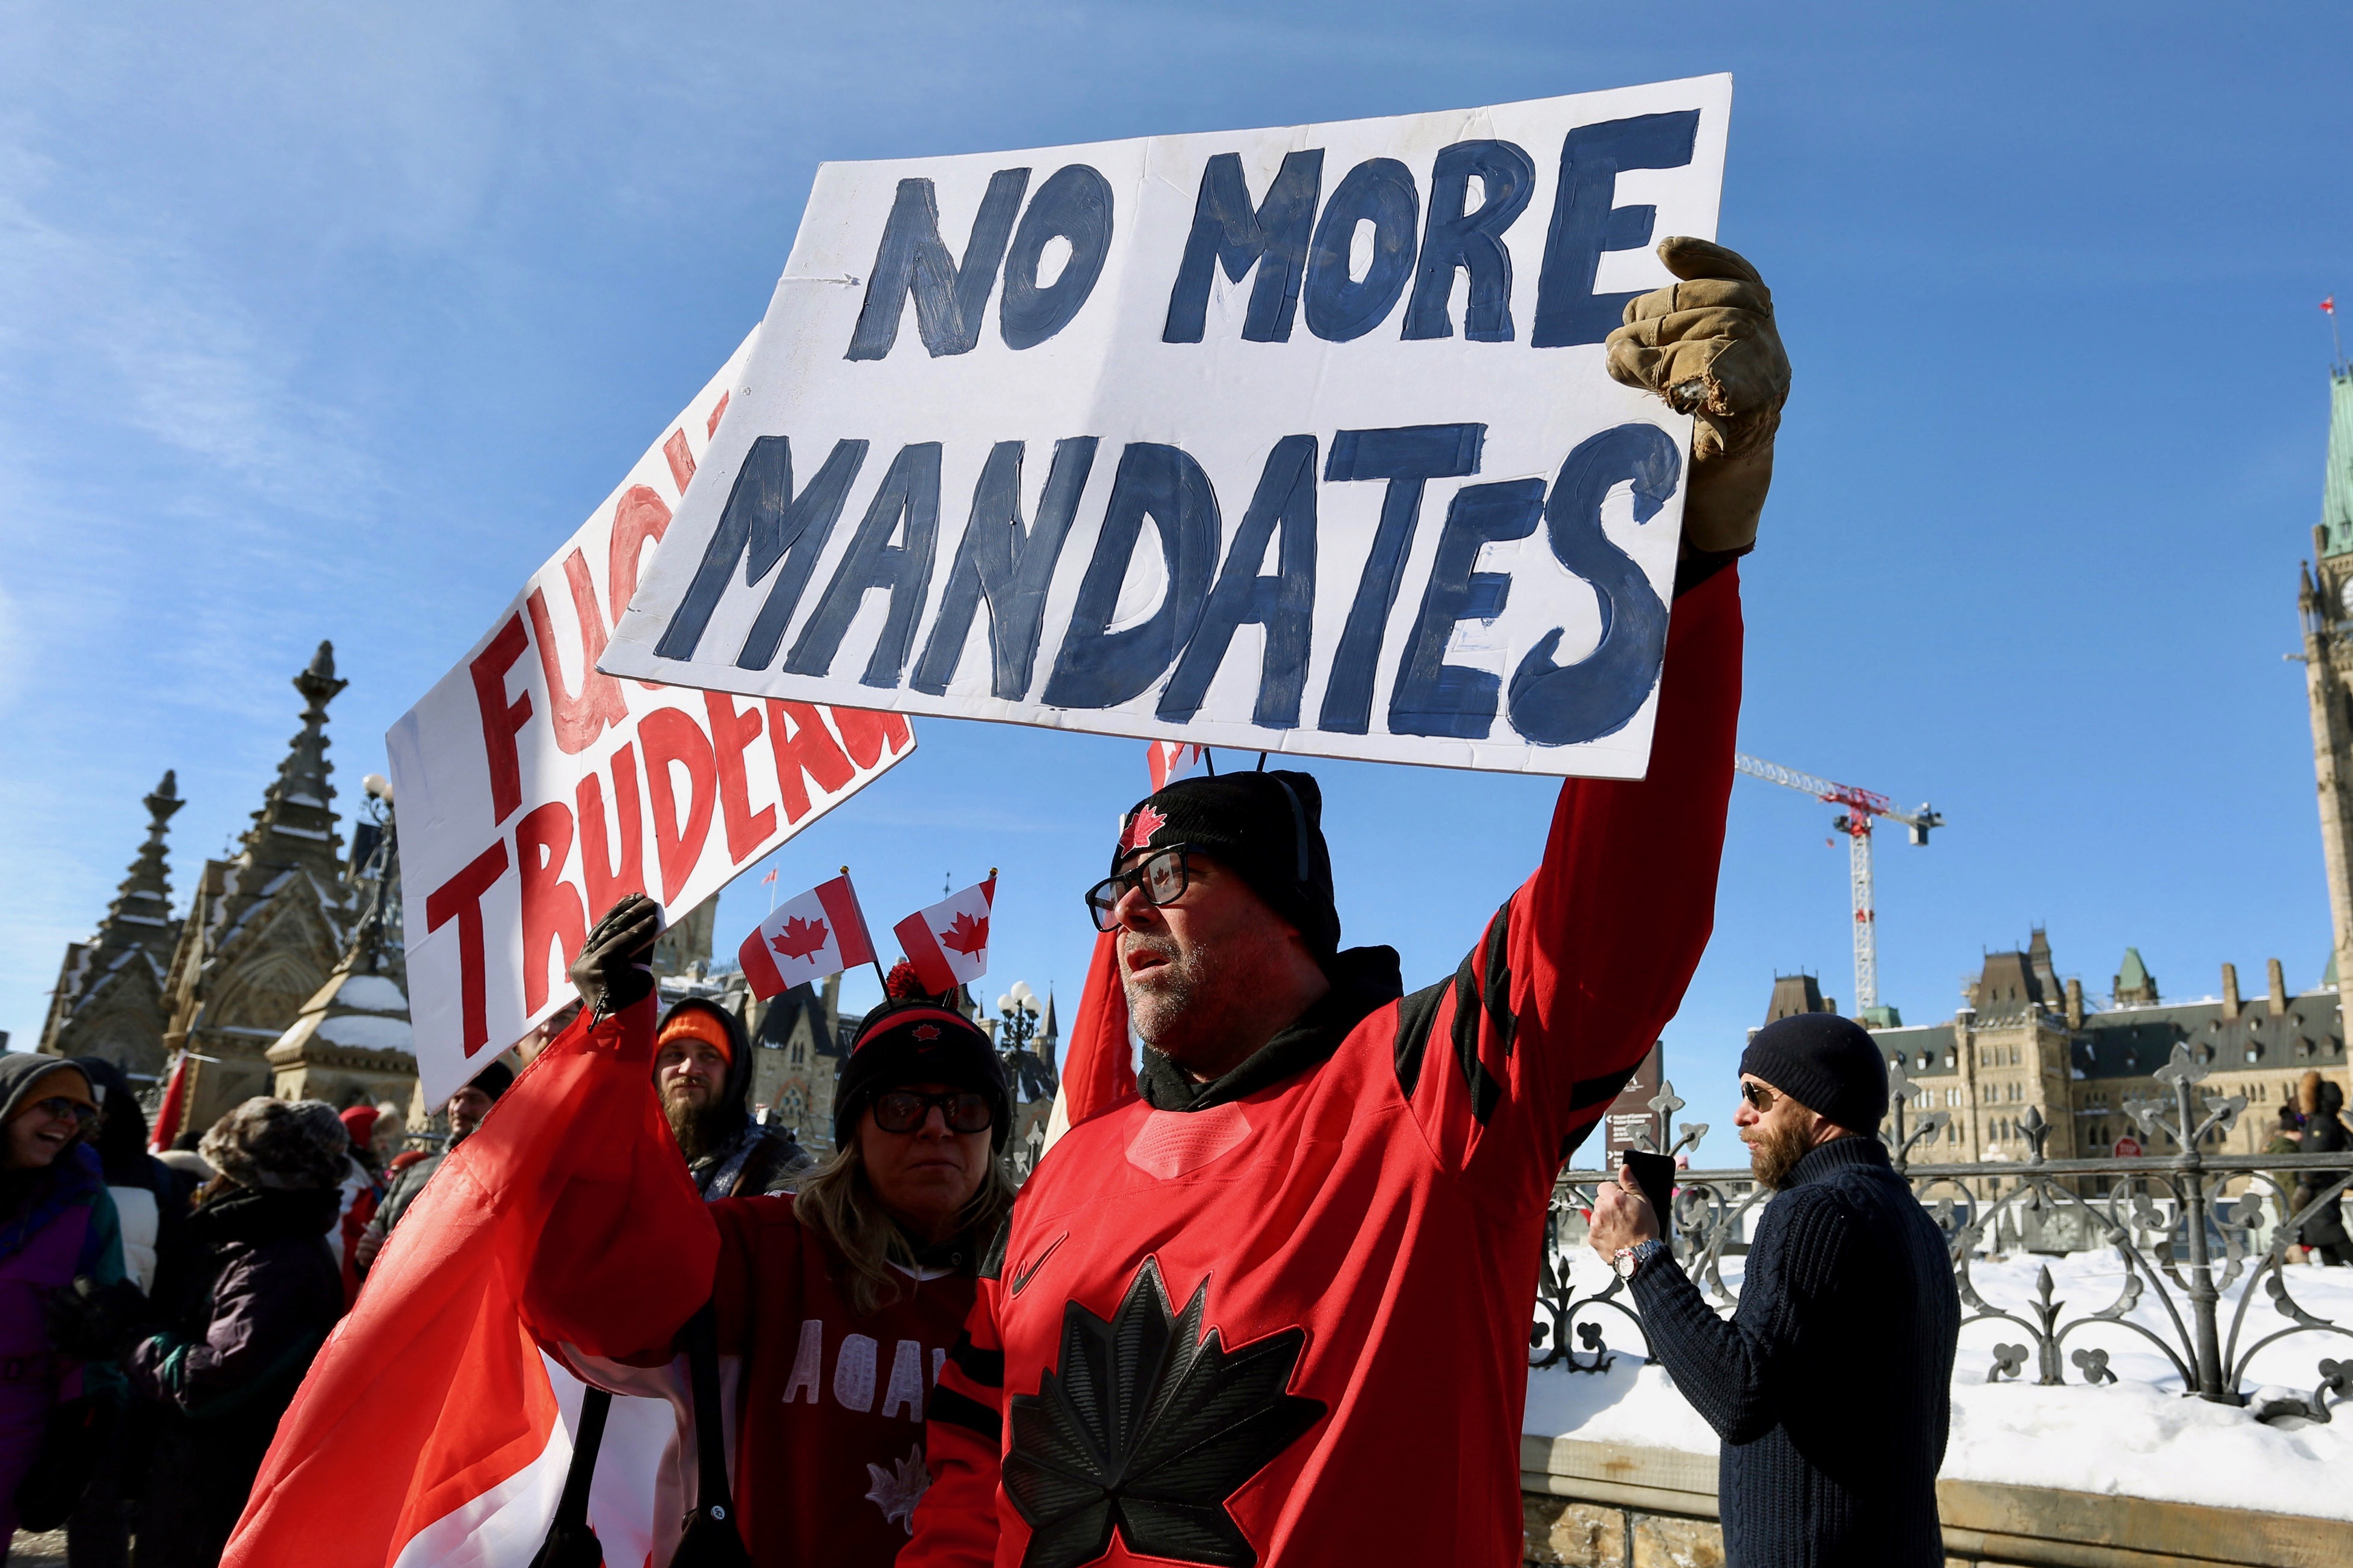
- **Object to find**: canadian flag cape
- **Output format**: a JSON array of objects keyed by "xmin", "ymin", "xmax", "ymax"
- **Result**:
[
  {"xmin": 892, "ymin": 875, "xmax": 995, "ymax": 994},
  {"xmin": 737, "ymin": 873, "xmax": 875, "ymax": 999},
  {"xmin": 222, "ymin": 995, "xmax": 708, "ymax": 1568}
]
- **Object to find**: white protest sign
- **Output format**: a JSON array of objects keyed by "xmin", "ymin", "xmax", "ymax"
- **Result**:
[
  {"xmin": 601, "ymin": 77, "xmax": 1729, "ymax": 778},
  {"xmin": 389, "ymin": 330, "xmax": 916, "ymax": 1102}
]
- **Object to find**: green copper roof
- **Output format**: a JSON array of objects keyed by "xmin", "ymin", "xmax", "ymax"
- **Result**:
[
  {"xmin": 2324, "ymin": 370, "xmax": 2353, "ymax": 558},
  {"xmin": 2117, "ymin": 947, "xmax": 2151, "ymax": 990}
]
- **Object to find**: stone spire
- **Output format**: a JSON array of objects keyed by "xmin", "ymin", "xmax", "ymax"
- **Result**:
[
  {"xmin": 236, "ymin": 640, "xmax": 349, "ymax": 882},
  {"xmin": 36, "ymin": 769, "xmax": 186, "ymax": 1065},
  {"xmin": 95, "ymin": 770, "xmax": 184, "ymax": 973},
  {"xmin": 1037, "ymin": 989, "xmax": 1058, "ymax": 1062}
]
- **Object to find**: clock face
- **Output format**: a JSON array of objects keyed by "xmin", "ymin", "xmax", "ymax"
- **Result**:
[{"xmin": 2340, "ymin": 577, "xmax": 2353, "ymax": 619}]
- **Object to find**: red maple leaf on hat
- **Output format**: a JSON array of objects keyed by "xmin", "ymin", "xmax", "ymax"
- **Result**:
[
  {"xmin": 1122, "ymin": 804, "xmax": 1167, "ymax": 852},
  {"xmin": 939, "ymin": 910, "xmax": 990, "ymax": 957},
  {"xmin": 770, "ymin": 914, "xmax": 830, "ymax": 962}
]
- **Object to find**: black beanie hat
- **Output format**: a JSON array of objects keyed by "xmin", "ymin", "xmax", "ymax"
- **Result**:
[
  {"xmin": 1739, "ymin": 1013, "xmax": 1889, "ymax": 1135},
  {"xmin": 1113, "ymin": 770, "xmax": 1339, "ymax": 958},
  {"xmin": 467, "ymin": 1060, "xmax": 515, "ymax": 1101},
  {"xmin": 834, "ymin": 994, "xmax": 1011, "ymax": 1150}
]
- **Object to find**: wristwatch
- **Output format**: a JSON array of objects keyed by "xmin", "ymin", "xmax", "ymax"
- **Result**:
[{"xmin": 1612, "ymin": 1237, "xmax": 1669, "ymax": 1282}]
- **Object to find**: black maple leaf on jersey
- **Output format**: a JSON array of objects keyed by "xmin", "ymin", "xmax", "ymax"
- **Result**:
[{"xmin": 1004, "ymin": 1257, "xmax": 1325, "ymax": 1568}]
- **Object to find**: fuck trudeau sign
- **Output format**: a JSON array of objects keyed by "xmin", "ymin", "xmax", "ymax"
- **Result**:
[
  {"xmin": 603, "ymin": 77, "xmax": 1729, "ymax": 778},
  {"xmin": 389, "ymin": 334, "xmax": 913, "ymax": 1102}
]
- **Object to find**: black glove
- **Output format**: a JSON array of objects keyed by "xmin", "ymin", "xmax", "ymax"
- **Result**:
[
  {"xmin": 569, "ymin": 894, "xmax": 663, "ymax": 1020},
  {"xmin": 44, "ymin": 1275, "xmax": 151, "ymax": 1362}
]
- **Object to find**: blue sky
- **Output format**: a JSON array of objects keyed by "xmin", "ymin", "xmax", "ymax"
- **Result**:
[{"xmin": 4, "ymin": 3, "xmax": 2348, "ymax": 1157}]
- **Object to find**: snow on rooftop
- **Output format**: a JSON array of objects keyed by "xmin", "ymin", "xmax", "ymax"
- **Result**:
[
  {"xmin": 1527, "ymin": 1247, "xmax": 2353, "ymax": 1518},
  {"xmin": 316, "ymin": 1012, "xmax": 413, "ymax": 1053},
  {"xmin": 334, "ymin": 975, "xmax": 407, "ymax": 1013}
]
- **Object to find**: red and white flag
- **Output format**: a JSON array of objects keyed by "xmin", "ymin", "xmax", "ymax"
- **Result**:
[
  {"xmin": 1145, "ymin": 740, "xmax": 1205, "ymax": 792},
  {"xmin": 893, "ymin": 874, "xmax": 995, "ymax": 994},
  {"xmin": 2326, "ymin": 295, "xmax": 2337, "ymax": 315},
  {"xmin": 737, "ymin": 873, "xmax": 876, "ymax": 999}
]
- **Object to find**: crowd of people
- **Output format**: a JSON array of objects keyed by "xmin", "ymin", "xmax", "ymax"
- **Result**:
[{"xmin": 5, "ymin": 234, "xmax": 2339, "ymax": 1568}]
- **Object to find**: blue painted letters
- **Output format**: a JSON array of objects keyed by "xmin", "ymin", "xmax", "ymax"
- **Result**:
[
  {"xmin": 999, "ymin": 166, "xmax": 1114, "ymax": 350},
  {"xmin": 847, "ymin": 171, "xmax": 1031, "ymax": 360},
  {"xmin": 1304, "ymin": 158, "xmax": 1420, "ymax": 343},
  {"xmin": 1390, "ymin": 477, "xmax": 1545, "ymax": 738},
  {"xmin": 653, "ymin": 436, "xmax": 870, "ymax": 669},
  {"xmin": 1162, "ymin": 150, "xmax": 1325, "ymax": 344},
  {"xmin": 1158, "ymin": 434, "xmax": 1318, "ymax": 728},
  {"xmin": 1316, "ymin": 424, "xmax": 1486, "ymax": 734},
  {"xmin": 1403, "ymin": 141, "xmax": 1535, "ymax": 343},
  {"xmin": 1530, "ymin": 111, "xmax": 1700, "ymax": 349},
  {"xmin": 785, "ymin": 443, "xmax": 943, "ymax": 688},
  {"xmin": 1506, "ymin": 423, "xmax": 1677, "ymax": 743},
  {"xmin": 1043, "ymin": 444, "xmax": 1220, "ymax": 709},
  {"xmin": 911, "ymin": 437, "xmax": 1100, "ymax": 699}
]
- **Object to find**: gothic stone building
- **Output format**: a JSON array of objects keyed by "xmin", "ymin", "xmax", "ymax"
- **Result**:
[
  {"xmin": 1847, "ymin": 934, "xmax": 2350, "ymax": 1178},
  {"xmin": 37, "ymin": 772, "xmax": 186, "ymax": 1076}
]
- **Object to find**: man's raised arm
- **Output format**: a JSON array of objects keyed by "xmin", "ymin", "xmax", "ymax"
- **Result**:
[
  {"xmin": 517, "ymin": 896, "xmax": 721, "ymax": 1364},
  {"xmin": 1391, "ymin": 239, "xmax": 1785, "ymax": 1177}
]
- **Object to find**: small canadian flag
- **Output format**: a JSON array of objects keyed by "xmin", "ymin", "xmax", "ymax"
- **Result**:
[
  {"xmin": 894, "ymin": 874, "xmax": 996, "ymax": 994},
  {"xmin": 1146, "ymin": 740, "xmax": 1205, "ymax": 792},
  {"xmin": 738, "ymin": 873, "xmax": 877, "ymax": 999}
]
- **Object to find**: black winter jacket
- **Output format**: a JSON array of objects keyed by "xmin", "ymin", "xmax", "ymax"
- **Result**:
[{"xmin": 1630, "ymin": 1135, "xmax": 1960, "ymax": 1568}]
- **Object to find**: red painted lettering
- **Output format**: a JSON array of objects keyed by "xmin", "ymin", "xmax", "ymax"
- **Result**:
[
  {"xmin": 638, "ymin": 708, "xmax": 717, "ymax": 903},
  {"xmin": 705, "ymin": 390, "xmax": 730, "ymax": 439},
  {"xmin": 662, "ymin": 428, "xmax": 696, "ymax": 493},
  {"xmin": 829, "ymin": 705, "xmax": 914, "ymax": 771},
  {"xmin": 425, "ymin": 841, "xmax": 511, "ymax": 1056},
  {"xmin": 515, "ymin": 802, "xmax": 587, "ymax": 1015},
  {"xmin": 525, "ymin": 550, "xmax": 629, "ymax": 755},
  {"xmin": 606, "ymin": 485, "xmax": 673, "ymax": 630},
  {"xmin": 469, "ymin": 616, "xmax": 533, "ymax": 825},
  {"xmin": 703, "ymin": 693, "xmax": 777, "ymax": 862},
  {"xmin": 575, "ymin": 743, "xmax": 647, "ymax": 917},
  {"xmin": 764, "ymin": 700, "xmax": 855, "ymax": 824}
]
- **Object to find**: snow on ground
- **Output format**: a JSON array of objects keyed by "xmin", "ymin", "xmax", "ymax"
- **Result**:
[{"xmin": 1525, "ymin": 1247, "xmax": 2353, "ymax": 1519}]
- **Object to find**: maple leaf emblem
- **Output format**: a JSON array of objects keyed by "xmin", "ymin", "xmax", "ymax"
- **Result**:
[
  {"xmin": 1004, "ymin": 1257, "xmax": 1324, "ymax": 1568},
  {"xmin": 1122, "ymin": 804, "xmax": 1168, "ymax": 851},
  {"xmin": 769, "ymin": 913, "xmax": 829, "ymax": 963},
  {"xmin": 864, "ymin": 1444, "xmax": 931, "ymax": 1534},
  {"xmin": 938, "ymin": 909, "xmax": 989, "ymax": 957}
]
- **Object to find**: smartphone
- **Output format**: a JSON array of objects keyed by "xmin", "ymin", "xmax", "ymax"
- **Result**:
[{"xmin": 1618, "ymin": 1149, "xmax": 1676, "ymax": 1240}]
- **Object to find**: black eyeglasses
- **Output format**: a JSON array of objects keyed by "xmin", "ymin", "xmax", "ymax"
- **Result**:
[
  {"xmin": 1084, "ymin": 846, "xmax": 1193, "ymax": 931},
  {"xmin": 28, "ymin": 1097, "xmax": 98, "ymax": 1127},
  {"xmin": 1740, "ymin": 1081, "xmax": 1779, "ymax": 1114},
  {"xmin": 872, "ymin": 1089, "xmax": 995, "ymax": 1135}
]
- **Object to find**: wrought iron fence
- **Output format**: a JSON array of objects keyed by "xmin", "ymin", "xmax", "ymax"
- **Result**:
[{"xmin": 1535, "ymin": 1043, "xmax": 2353, "ymax": 1424}]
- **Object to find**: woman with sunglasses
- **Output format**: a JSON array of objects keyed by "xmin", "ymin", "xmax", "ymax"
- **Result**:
[
  {"xmin": 516, "ymin": 906, "xmax": 1017, "ymax": 1568},
  {"xmin": 0, "ymin": 1056, "xmax": 128, "ymax": 1550}
]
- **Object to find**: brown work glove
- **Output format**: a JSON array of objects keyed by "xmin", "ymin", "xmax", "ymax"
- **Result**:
[{"xmin": 1605, "ymin": 237, "xmax": 1790, "ymax": 557}]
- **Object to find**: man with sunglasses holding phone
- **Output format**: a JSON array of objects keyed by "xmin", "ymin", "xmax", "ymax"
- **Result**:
[
  {"xmin": 1587, "ymin": 1011, "xmax": 1960, "ymax": 1566},
  {"xmin": 911, "ymin": 238, "xmax": 1792, "ymax": 1568}
]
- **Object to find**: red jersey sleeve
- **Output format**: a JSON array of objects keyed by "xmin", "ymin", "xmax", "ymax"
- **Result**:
[
  {"xmin": 1391, "ymin": 564, "xmax": 1743, "ymax": 1182},
  {"xmin": 519, "ymin": 996, "xmax": 722, "ymax": 1364},
  {"xmin": 903, "ymin": 1261, "xmax": 1009, "ymax": 1566}
]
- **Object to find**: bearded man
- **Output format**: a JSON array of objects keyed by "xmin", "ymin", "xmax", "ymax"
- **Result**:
[
  {"xmin": 907, "ymin": 239, "xmax": 1790, "ymax": 1568},
  {"xmin": 653, "ymin": 998, "xmax": 812, "ymax": 1198},
  {"xmin": 1588, "ymin": 1011, "xmax": 1961, "ymax": 1567}
]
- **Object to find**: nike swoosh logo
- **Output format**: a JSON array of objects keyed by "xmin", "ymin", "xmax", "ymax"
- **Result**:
[{"xmin": 1009, "ymin": 1232, "xmax": 1069, "ymax": 1297}]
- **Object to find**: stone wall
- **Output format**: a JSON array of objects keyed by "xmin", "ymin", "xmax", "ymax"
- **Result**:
[{"xmin": 1521, "ymin": 1434, "xmax": 2353, "ymax": 1568}]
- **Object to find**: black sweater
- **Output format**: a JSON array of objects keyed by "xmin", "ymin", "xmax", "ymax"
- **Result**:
[{"xmin": 1629, "ymin": 1134, "xmax": 1960, "ymax": 1568}]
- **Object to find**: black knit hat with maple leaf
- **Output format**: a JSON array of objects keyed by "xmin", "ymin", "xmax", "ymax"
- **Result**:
[
  {"xmin": 834, "ymin": 961, "xmax": 1012, "ymax": 1150},
  {"xmin": 1113, "ymin": 770, "xmax": 1339, "ymax": 960}
]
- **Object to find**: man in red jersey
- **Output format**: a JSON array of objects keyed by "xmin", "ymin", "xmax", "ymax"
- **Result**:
[{"xmin": 905, "ymin": 237, "xmax": 1788, "ymax": 1568}]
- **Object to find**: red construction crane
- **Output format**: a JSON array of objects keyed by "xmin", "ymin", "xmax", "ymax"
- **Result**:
[{"xmin": 1733, "ymin": 753, "xmax": 1945, "ymax": 1019}]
